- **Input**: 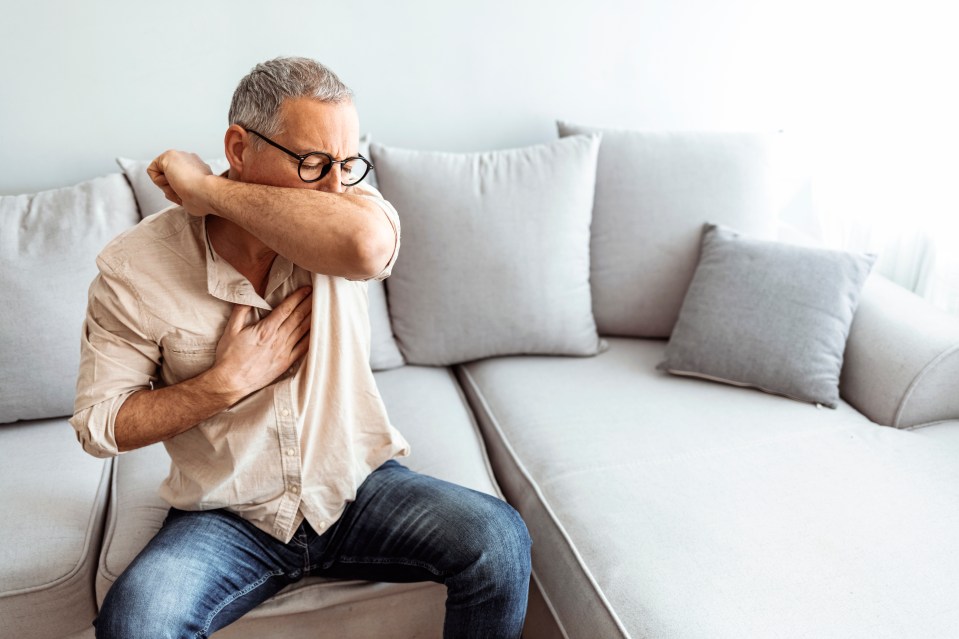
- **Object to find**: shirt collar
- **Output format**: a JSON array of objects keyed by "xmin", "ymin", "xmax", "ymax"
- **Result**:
[{"xmin": 202, "ymin": 215, "xmax": 293, "ymax": 311}]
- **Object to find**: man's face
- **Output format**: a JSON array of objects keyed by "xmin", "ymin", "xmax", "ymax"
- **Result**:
[{"xmin": 238, "ymin": 97, "xmax": 360, "ymax": 194}]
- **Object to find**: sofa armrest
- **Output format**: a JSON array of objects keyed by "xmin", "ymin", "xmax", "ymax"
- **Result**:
[{"xmin": 840, "ymin": 275, "xmax": 959, "ymax": 428}]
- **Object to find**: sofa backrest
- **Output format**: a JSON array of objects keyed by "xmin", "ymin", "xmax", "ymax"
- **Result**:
[
  {"xmin": 558, "ymin": 124, "xmax": 781, "ymax": 338},
  {"xmin": 0, "ymin": 174, "xmax": 140, "ymax": 423}
]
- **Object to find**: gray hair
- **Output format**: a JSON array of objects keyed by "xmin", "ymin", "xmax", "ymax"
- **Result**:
[{"xmin": 228, "ymin": 57, "xmax": 353, "ymax": 146}]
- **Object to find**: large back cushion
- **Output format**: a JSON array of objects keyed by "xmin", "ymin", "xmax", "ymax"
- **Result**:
[
  {"xmin": 558, "ymin": 123, "xmax": 780, "ymax": 337},
  {"xmin": 0, "ymin": 174, "xmax": 139, "ymax": 423},
  {"xmin": 372, "ymin": 135, "xmax": 605, "ymax": 366}
]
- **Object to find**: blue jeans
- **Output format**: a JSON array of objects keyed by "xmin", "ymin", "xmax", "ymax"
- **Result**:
[{"xmin": 95, "ymin": 460, "xmax": 531, "ymax": 639}]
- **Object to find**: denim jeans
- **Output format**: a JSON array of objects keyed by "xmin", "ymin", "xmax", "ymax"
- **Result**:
[{"xmin": 95, "ymin": 460, "xmax": 531, "ymax": 639}]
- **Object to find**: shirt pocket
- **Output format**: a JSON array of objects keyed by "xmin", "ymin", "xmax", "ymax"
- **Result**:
[{"xmin": 161, "ymin": 338, "xmax": 219, "ymax": 385}]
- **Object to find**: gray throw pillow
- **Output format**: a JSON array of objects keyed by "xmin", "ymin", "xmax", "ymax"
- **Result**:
[
  {"xmin": 0, "ymin": 174, "xmax": 140, "ymax": 423},
  {"xmin": 658, "ymin": 223, "xmax": 876, "ymax": 408},
  {"xmin": 557, "ymin": 123, "xmax": 781, "ymax": 338},
  {"xmin": 371, "ymin": 134, "xmax": 607, "ymax": 366}
]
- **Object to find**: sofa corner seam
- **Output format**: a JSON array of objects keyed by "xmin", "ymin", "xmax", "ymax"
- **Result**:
[{"xmin": 894, "ymin": 343, "xmax": 959, "ymax": 428}]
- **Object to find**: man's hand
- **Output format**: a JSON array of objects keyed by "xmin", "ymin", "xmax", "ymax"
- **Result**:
[
  {"xmin": 147, "ymin": 150, "xmax": 217, "ymax": 216},
  {"xmin": 210, "ymin": 286, "xmax": 313, "ymax": 399}
]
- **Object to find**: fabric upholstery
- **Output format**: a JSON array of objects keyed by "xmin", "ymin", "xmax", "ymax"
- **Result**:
[
  {"xmin": 367, "ymin": 264, "xmax": 405, "ymax": 370},
  {"xmin": 557, "ymin": 123, "xmax": 780, "ymax": 337},
  {"xmin": 0, "ymin": 419, "xmax": 111, "ymax": 638},
  {"xmin": 0, "ymin": 174, "xmax": 139, "ymax": 423},
  {"xmin": 659, "ymin": 223, "xmax": 875, "ymax": 408},
  {"xmin": 371, "ymin": 135, "xmax": 606, "ymax": 365},
  {"xmin": 458, "ymin": 337, "xmax": 959, "ymax": 639},
  {"xmin": 97, "ymin": 365, "xmax": 501, "ymax": 633},
  {"xmin": 841, "ymin": 274, "xmax": 959, "ymax": 427}
]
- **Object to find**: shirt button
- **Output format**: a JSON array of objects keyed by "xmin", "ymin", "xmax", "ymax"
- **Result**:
[
  {"xmin": 289, "ymin": 485, "xmax": 299, "ymax": 494},
  {"xmin": 286, "ymin": 448, "xmax": 295, "ymax": 456},
  {"xmin": 280, "ymin": 408, "xmax": 290, "ymax": 417},
  {"xmin": 318, "ymin": 521, "xmax": 328, "ymax": 530}
]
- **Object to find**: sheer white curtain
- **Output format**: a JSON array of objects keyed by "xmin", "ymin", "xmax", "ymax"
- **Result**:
[
  {"xmin": 792, "ymin": 1, "xmax": 959, "ymax": 315},
  {"xmin": 812, "ymin": 128, "xmax": 959, "ymax": 315}
]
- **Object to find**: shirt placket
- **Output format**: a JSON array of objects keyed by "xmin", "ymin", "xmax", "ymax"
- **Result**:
[{"xmin": 273, "ymin": 378, "xmax": 302, "ymax": 540}]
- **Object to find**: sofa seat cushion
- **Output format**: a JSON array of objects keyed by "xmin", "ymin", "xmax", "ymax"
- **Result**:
[
  {"xmin": 0, "ymin": 419, "xmax": 111, "ymax": 639},
  {"xmin": 456, "ymin": 337, "xmax": 959, "ymax": 639},
  {"xmin": 97, "ymin": 365, "xmax": 500, "ymax": 635}
]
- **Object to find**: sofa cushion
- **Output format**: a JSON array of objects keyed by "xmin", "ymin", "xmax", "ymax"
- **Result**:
[
  {"xmin": 371, "ymin": 135, "xmax": 605, "ymax": 365},
  {"xmin": 366, "ymin": 271, "xmax": 405, "ymax": 371},
  {"xmin": 97, "ymin": 365, "xmax": 499, "ymax": 634},
  {"xmin": 658, "ymin": 223, "xmax": 876, "ymax": 408},
  {"xmin": 457, "ymin": 337, "xmax": 959, "ymax": 639},
  {"xmin": 557, "ymin": 123, "xmax": 780, "ymax": 338},
  {"xmin": 0, "ymin": 418, "xmax": 111, "ymax": 638},
  {"xmin": 116, "ymin": 134, "xmax": 405, "ymax": 373},
  {"xmin": 0, "ymin": 174, "xmax": 139, "ymax": 423}
]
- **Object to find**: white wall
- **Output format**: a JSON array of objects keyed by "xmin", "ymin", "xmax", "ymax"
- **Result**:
[{"xmin": 1, "ymin": 0, "xmax": 956, "ymax": 204}]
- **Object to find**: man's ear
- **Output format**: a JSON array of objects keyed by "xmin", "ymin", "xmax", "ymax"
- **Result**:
[{"xmin": 224, "ymin": 125, "xmax": 249, "ymax": 178}]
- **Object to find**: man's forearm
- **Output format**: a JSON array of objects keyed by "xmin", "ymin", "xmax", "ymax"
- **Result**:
[
  {"xmin": 204, "ymin": 176, "xmax": 391, "ymax": 278},
  {"xmin": 115, "ymin": 367, "xmax": 244, "ymax": 452}
]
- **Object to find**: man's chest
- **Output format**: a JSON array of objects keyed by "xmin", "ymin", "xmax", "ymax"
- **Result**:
[{"xmin": 150, "ymin": 268, "xmax": 313, "ymax": 385}]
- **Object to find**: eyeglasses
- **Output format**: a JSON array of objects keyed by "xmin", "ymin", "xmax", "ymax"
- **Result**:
[{"xmin": 245, "ymin": 128, "xmax": 374, "ymax": 186}]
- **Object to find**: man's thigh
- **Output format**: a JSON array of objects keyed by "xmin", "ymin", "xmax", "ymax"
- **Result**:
[
  {"xmin": 314, "ymin": 460, "xmax": 530, "ymax": 584},
  {"xmin": 96, "ymin": 508, "xmax": 299, "ymax": 639}
]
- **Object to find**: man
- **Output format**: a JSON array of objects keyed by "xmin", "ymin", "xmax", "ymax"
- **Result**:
[{"xmin": 70, "ymin": 56, "xmax": 531, "ymax": 639}]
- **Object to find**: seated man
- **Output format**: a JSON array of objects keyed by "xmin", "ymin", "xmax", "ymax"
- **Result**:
[{"xmin": 70, "ymin": 56, "xmax": 531, "ymax": 639}]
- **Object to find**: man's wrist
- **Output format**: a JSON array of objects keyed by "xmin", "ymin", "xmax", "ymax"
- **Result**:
[
  {"xmin": 201, "ymin": 174, "xmax": 231, "ymax": 218},
  {"xmin": 198, "ymin": 364, "xmax": 247, "ymax": 407}
]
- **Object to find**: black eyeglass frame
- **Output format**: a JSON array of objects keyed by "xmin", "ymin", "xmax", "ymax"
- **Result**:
[{"xmin": 245, "ymin": 128, "xmax": 373, "ymax": 186}]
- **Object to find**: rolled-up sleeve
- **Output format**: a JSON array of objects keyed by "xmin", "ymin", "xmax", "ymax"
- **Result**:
[
  {"xmin": 69, "ymin": 254, "xmax": 160, "ymax": 458},
  {"xmin": 351, "ymin": 185, "xmax": 401, "ymax": 282}
]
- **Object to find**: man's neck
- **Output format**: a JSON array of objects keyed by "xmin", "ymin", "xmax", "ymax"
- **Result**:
[{"xmin": 207, "ymin": 215, "xmax": 278, "ymax": 294}]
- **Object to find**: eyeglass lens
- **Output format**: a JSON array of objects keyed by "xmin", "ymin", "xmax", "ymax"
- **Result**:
[{"xmin": 299, "ymin": 153, "xmax": 370, "ymax": 186}]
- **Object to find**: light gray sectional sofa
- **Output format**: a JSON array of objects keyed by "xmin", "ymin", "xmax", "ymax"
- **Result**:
[{"xmin": 2, "ymin": 126, "xmax": 958, "ymax": 639}]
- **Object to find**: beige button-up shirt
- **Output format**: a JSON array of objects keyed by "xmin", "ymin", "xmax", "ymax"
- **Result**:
[{"xmin": 70, "ymin": 184, "xmax": 410, "ymax": 543}]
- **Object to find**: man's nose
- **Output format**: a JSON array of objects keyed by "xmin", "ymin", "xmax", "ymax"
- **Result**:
[{"xmin": 314, "ymin": 165, "xmax": 346, "ymax": 194}]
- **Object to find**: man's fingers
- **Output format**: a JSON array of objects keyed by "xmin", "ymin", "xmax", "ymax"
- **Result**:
[
  {"xmin": 285, "ymin": 309, "xmax": 311, "ymax": 350},
  {"xmin": 161, "ymin": 187, "xmax": 182, "ymax": 204},
  {"xmin": 280, "ymin": 292, "xmax": 313, "ymax": 335},
  {"xmin": 267, "ymin": 286, "xmax": 312, "ymax": 326},
  {"xmin": 225, "ymin": 303, "xmax": 251, "ymax": 334},
  {"xmin": 289, "ymin": 330, "xmax": 311, "ymax": 364},
  {"xmin": 147, "ymin": 159, "xmax": 183, "ymax": 204},
  {"xmin": 146, "ymin": 155, "xmax": 167, "ymax": 182}
]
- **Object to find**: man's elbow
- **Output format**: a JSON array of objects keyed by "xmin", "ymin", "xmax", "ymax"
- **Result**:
[
  {"xmin": 69, "ymin": 407, "xmax": 122, "ymax": 459},
  {"xmin": 354, "ymin": 226, "xmax": 395, "ymax": 280},
  {"xmin": 73, "ymin": 423, "xmax": 120, "ymax": 459}
]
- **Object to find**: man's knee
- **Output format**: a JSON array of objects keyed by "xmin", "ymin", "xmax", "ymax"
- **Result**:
[
  {"xmin": 96, "ymin": 564, "xmax": 203, "ymax": 639},
  {"xmin": 469, "ymin": 495, "xmax": 532, "ymax": 584}
]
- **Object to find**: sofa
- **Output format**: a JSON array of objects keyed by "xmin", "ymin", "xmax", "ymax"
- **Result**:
[{"xmin": 2, "ymin": 124, "xmax": 959, "ymax": 639}]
